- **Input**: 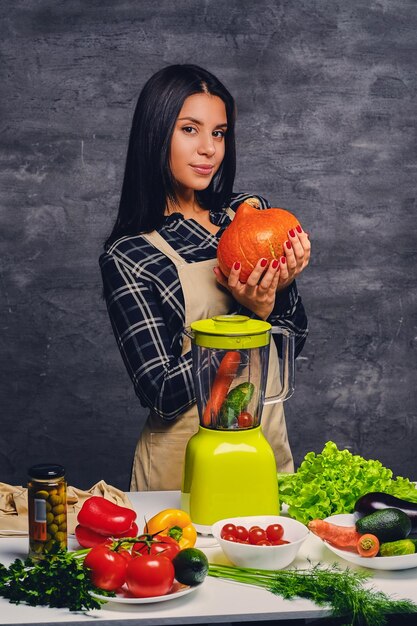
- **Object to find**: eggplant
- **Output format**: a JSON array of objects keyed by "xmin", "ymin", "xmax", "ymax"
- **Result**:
[{"xmin": 354, "ymin": 492, "xmax": 417, "ymax": 533}]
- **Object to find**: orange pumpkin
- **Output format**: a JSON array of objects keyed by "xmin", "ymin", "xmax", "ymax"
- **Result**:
[{"xmin": 217, "ymin": 197, "xmax": 301, "ymax": 282}]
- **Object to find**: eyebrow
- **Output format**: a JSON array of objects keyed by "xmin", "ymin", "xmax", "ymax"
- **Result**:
[{"xmin": 177, "ymin": 116, "xmax": 228, "ymax": 128}]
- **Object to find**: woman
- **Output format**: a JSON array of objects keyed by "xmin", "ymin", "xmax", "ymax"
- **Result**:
[{"xmin": 100, "ymin": 64, "xmax": 310, "ymax": 491}]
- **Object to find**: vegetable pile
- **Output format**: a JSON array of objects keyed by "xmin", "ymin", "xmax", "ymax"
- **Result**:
[
  {"xmin": 220, "ymin": 522, "xmax": 289, "ymax": 546},
  {"xmin": 279, "ymin": 441, "xmax": 417, "ymax": 524}
]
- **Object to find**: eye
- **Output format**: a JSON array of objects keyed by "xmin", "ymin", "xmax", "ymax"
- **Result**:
[
  {"xmin": 213, "ymin": 129, "xmax": 226, "ymax": 139},
  {"xmin": 182, "ymin": 126, "xmax": 197, "ymax": 134}
]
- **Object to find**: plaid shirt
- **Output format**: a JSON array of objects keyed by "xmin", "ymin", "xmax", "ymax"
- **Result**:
[{"xmin": 99, "ymin": 192, "xmax": 308, "ymax": 420}]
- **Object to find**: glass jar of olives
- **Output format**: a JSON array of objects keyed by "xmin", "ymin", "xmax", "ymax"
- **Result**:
[{"xmin": 27, "ymin": 463, "xmax": 67, "ymax": 559}]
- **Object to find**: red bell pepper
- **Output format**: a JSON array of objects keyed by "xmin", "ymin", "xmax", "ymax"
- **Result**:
[
  {"xmin": 75, "ymin": 521, "xmax": 139, "ymax": 548},
  {"xmin": 77, "ymin": 496, "xmax": 137, "ymax": 537}
]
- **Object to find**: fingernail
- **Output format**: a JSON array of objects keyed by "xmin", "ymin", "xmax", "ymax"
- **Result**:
[
  {"xmin": 289, "ymin": 229, "xmax": 295, "ymax": 238},
  {"xmin": 272, "ymin": 259, "xmax": 279, "ymax": 269},
  {"xmin": 234, "ymin": 262, "xmax": 241, "ymax": 270},
  {"xmin": 281, "ymin": 256, "xmax": 286, "ymax": 264},
  {"xmin": 260, "ymin": 258, "xmax": 268, "ymax": 267},
  {"xmin": 296, "ymin": 225, "xmax": 303, "ymax": 234},
  {"xmin": 285, "ymin": 240, "xmax": 292, "ymax": 249}
]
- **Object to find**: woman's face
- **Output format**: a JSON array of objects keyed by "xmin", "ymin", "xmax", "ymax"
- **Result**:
[{"xmin": 170, "ymin": 93, "xmax": 227, "ymax": 197}]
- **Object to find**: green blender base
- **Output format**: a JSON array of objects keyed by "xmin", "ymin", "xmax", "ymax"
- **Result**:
[{"xmin": 181, "ymin": 426, "xmax": 279, "ymax": 535}]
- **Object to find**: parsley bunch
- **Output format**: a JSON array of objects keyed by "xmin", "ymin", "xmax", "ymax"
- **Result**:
[{"xmin": 0, "ymin": 549, "xmax": 112, "ymax": 611}]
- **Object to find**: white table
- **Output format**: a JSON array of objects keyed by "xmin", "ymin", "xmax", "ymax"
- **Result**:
[{"xmin": 1, "ymin": 491, "xmax": 417, "ymax": 625}]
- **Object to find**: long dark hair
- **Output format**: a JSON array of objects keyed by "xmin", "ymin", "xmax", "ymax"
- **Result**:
[{"xmin": 105, "ymin": 64, "xmax": 236, "ymax": 248}]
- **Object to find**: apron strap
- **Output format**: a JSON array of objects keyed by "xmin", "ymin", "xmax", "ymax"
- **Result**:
[{"xmin": 141, "ymin": 231, "xmax": 185, "ymax": 267}]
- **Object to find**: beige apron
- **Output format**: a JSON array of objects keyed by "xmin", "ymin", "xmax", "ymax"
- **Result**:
[{"xmin": 131, "ymin": 215, "xmax": 294, "ymax": 491}]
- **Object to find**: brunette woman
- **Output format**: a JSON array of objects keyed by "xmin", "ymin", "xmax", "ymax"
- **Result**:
[{"xmin": 100, "ymin": 64, "xmax": 310, "ymax": 490}]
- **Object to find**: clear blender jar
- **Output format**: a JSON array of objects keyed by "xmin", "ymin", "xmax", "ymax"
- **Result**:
[{"xmin": 181, "ymin": 315, "xmax": 295, "ymax": 534}]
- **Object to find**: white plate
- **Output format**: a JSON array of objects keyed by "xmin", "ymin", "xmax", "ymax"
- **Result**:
[
  {"xmin": 90, "ymin": 581, "xmax": 199, "ymax": 604},
  {"xmin": 322, "ymin": 514, "xmax": 417, "ymax": 571}
]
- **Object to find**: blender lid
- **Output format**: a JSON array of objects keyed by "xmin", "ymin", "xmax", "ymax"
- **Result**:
[{"xmin": 190, "ymin": 315, "xmax": 271, "ymax": 349}]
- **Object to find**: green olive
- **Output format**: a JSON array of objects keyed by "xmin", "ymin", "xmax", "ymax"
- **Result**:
[
  {"xmin": 45, "ymin": 501, "xmax": 52, "ymax": 512},
  {"xmin": 55, "ymin": 531, "xmax": 66, "ymax": 543},
  {"xmin": 35, "ymin": 490, "xmax": 49, "ymax": 499},
  {"xmin": 59, "ymin": 541, "xmax": 67, "ymax": 550},
  {"xmin": 46, "ymin": 512, "xmax": 54, "ymax": 524},
  {"xmin": 52, "ymin": 504, "xmax": 65, "ymax": 515},
  {"xmin": 48, "ymin": 495, "xmax": 61, "ymax": 506},
  {"xmin": 44, "ymin": 540, "xmax": 55, "ymax": 552},
  {"xmin": 48, "ymin": 523, "xmax": 59, "ymax": 535},
  {"xmin": 54, "ymin": 513, "xmax": 66, "ymax": 525},
  {"xmin": 58, "ymin": 522, "xmax": 67, "ymax": 532}
]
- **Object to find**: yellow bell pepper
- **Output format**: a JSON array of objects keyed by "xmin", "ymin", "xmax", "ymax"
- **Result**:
[{"xmin": 145, "ymin": 509, "xmax": 197, "ymax": 549}]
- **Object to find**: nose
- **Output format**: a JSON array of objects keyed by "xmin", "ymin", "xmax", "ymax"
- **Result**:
[{"xmin": 197, "ymin": 132, "xmax": 216, "ymax": 157}]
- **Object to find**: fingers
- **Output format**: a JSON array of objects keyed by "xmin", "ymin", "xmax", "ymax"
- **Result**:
[{"xmin": 284, "ymin": 225, "xmax": 311, "ymax": 271}]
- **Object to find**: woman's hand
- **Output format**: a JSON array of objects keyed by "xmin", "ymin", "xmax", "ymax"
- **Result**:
[
  {"xmin": 213, "ymin": 226, "xmax": 311, "ymax": 320},
  {"xmin": 277, "ymin": 225, "xmax": 310, "ymax": 292},
  {"xmin": 213, "ymin": 258, "xmax": 280, "ymax": 320}
]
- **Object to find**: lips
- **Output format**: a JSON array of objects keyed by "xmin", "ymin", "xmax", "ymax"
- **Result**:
[{"xmin": 190, "ymin": 164, "xmax": 214, "ymax": 176}]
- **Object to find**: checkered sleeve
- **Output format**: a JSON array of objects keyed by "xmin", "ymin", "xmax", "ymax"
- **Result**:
[{"xmin": 100, "ymin": 252, "xmax": 196, "ymax": 421}]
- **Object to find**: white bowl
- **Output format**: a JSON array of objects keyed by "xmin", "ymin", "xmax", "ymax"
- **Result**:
[{"xmin": 211, "ymin": 515, "xmax": 309, "ymax": 570}]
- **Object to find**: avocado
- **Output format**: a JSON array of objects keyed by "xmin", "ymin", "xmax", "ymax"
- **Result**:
[
  {"xmin": 172, "ymin": 548, "xmax": 209, "ymax": 586},
  {"xmin": 355, "ymin": 507, "xmax": 412, "ymax": 543}
]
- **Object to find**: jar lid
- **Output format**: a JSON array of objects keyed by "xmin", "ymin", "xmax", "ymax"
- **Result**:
[
  {"xmin": 28, "ymin": 463, "xmax": 66, "ymax": 479},
  {"xmin": 190, "ymin": 315, "xmax": 271, "ymax": 349}
]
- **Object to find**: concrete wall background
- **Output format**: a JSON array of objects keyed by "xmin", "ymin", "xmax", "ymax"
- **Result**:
[{"xmin": 1, "ymin": 0, "xmax": 416, "ymax": 490}]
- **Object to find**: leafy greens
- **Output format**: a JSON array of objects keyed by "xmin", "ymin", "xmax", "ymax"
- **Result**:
[{"xmin": 279, "ymin": 441, "xmax": 417, "ymax": 524}]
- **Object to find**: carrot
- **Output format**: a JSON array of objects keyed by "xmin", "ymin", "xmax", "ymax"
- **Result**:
[
  {"xmin": 202, "ymin": 351, "xmax": 241, "ymax": 426},
  {"xmin": 357, "ymin": 533, "xmax": 380, "ymax": 557},
  {"xmin": 308, "ymin": 519, "xmax": 362, "ymax": 552}
]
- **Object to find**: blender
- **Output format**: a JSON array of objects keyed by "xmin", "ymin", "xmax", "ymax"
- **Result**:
[{"xmin": 181, "ymin": 315, "xmax": 295, "ymax": 534}]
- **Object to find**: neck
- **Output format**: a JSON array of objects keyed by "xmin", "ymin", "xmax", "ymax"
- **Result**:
[{"xmin": 166, "ymin": 191, "xmax": 204, "ymax": 218}]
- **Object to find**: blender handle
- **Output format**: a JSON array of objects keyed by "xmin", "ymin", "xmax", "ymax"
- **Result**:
[{"xmin": 263, "ymin": 327, "xmax": 295, "ymax": 404}]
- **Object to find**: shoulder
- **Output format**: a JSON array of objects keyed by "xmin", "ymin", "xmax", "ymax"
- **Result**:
[
  {"xmin": 229, "ymin": 192, "xmax": 271, "ymax": 211},
  {"xmin": 99, "ymin": 234, "xmax": 159, "ymax": 278}
]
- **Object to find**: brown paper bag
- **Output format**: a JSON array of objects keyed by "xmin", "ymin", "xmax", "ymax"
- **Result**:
[{"xmin": 0, "ymin": 480, "xmax": 134, "ymax": 537}]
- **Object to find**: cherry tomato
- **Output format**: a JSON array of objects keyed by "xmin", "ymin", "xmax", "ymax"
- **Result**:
[
  {"xmin": 235, "ymin": 525, "xmax": 249, "ymax": 542},
  {"xmin": 132, "ymin": 535, "xmax": 180, "ymax": 560},
  {"xmin": 237, "ymin": 411, "xmax": 254, "ymax": 428},
  {"xmin": 266, "ymin": 523, "xmax": 284, "ymax": 542},
  {"xmin": 271, "ymin": 539, "xmax": 290, "ymax": 545},
  {"xmin": 248, "ymin": 527, "xmax": 267, "ymax": 545},
  {"xmin": 257, "ymin": 539, "xmax": 272, "ymax": 546},
  {"xmin": 83, "ymin": 544, "xmax": 128, "ymax": 591},
  {"xmin": 126, "ymin": 554, "xmax": 175, "ymax": 598},
  {"xmin": 249, "ymin": 525, "xmax": 262, "ymax": 532},
  {"xmin": 221, "ymin": 523, "xmax": 237, "ymax": 539},
  {"xmin": 222, "ymin": 533, "xmax": 238, "ymax": 542}
]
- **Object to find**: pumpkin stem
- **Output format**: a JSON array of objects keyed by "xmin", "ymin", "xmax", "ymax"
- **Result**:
[{"xmin": 245, "ymin": 197, "xmax": 261, "ymax": 209}]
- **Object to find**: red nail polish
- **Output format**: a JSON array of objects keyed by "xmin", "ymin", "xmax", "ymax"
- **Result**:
[
  {"xmin": 286, "ymin": 240, "xmax": 292, "ymax": 249},
  {"xmin": 289, "ymin": 229, "xmax": 295, "ymax": 238},
  {"xmin": 272, "ymin": 259, "xmax": 279, "ymax": 269},
  {"xmin": 260, "ymin": 258, "xmax": 268, "ymax": 267},
  {"xmin": 234, "ymin": 262, "xmax": 240, "ymax": 270},
  {"xmin": 281, "ymin": 256, "xmax": 286, "ymax": 264},
  {"xmin": 296, "ymin": 225, "xmax": 302, "ymax": 234}
]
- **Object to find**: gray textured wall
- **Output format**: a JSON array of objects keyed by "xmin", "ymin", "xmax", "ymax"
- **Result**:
[{"xmin": 1, "ymin": 0, "xmax": 416, "ymax": 490}]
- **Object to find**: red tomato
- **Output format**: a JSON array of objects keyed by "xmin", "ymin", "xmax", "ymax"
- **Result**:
[
  {"xmin": 266, "ymin": 523, "xmax": 284, "ymax": 542},
  {"xmin": 126, "ymin": 554, "xmax": 174, "ymax": 598},
  {"xmin": 257, "ymin": 539, "xmax": 272, "ymax": 546},
  {"xmin": 132, "ymin": 535, "xmax": 180, "ymax": 560},
  {"xmin": 248, "ymin": 527, "xmax": 267, "ymax": 545},
  {"xmin": 221, "ymin": 523, "xmax": 237, "ymax": 539},
  {"xmin": 222, "ymin": 533, "xmax": 238, "ymax": 542},
  {"xmin": 237, "ymin": 411, "xmax": 253, "ymax": 428},
  {"xmin": 83, "ymin": 544, "xmax": 128, "ymax": 591},
  {"xmin": 271, "ymin": 539, "xmax": 290, "ymax": 545},
  {"xmin": 235, "ymin": 526, "xmax": 249, "ymax": 542}
]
